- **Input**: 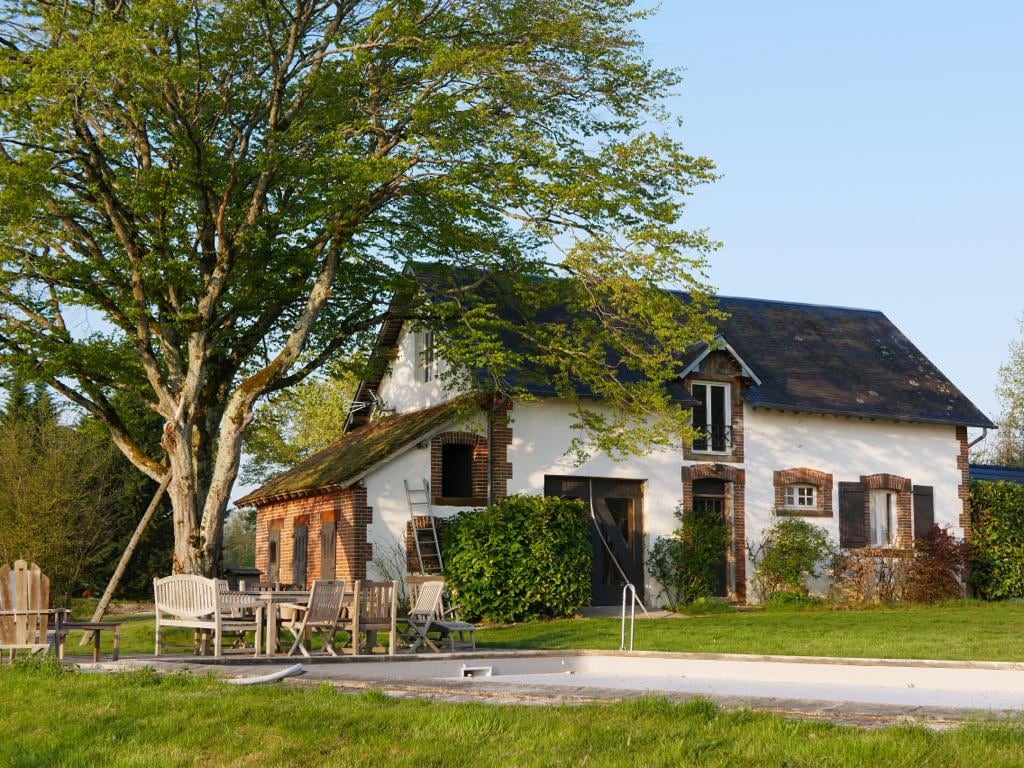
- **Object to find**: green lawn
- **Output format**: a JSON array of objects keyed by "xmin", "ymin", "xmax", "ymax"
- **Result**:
[
  {"xmin": 476, "ymin": 601, "xmax": 1024, "ymax": 662},
  {"xmin": 56, "ymin": 600, "xmax": 1024, "ymax": 662},
  {"xmin": 3, "ymin": 663, "xmax": 1024, "ymax": 767}
]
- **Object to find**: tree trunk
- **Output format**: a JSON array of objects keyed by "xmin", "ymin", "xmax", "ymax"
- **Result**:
[{"xmin": 163, "ymin": 418, "xmax": 205, "ymax": 574}]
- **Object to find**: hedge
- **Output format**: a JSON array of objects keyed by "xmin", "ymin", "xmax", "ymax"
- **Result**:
[
  {"xmin": 969, "ymin": 480, "xmax": 1024, "ymax": 599},
  {"xmin": 442, "ymin": 495, "xmax": 591, "ymax": 623}
]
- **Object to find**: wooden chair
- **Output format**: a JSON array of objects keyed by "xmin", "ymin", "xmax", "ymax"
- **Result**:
[
  {"xmin": 0, "ymin": 560, "xmax": 62, "ymax": 663},
  {"xmin": 278, "ymin": 579, "xmax": 347, "ymax": 657},
  {"xmin": 403, "ymin": 581, "xmax": 476, "ymax": 653},
  {"xmin": 153, "ymin": 575, "xmax": 263, "ymax": 658},
  {"xmin": 349, "ymin": 580, "xmax": 398, "ymax": 656},
  {"xmin": 405, "ymin": 574, "xmax": 444, "ymax": 607}
]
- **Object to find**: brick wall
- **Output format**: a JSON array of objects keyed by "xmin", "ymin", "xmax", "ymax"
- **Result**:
[
  {"xmin": 428, "ymin": 398, "xmax": 513, "ymax": 505},
  {"xmin": 253, "ymin": 487, "xmax": 374, "ymax": 586},
  {"xmin": 680, "ymin": 463, "xmax": 747, "ymax": 603},
  {"xmin": 956, "ymin": 425, "xmax": 971, "ymax": 540}
]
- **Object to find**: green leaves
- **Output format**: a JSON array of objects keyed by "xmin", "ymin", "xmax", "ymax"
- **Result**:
[
  {"xmin": 648, "ymin": 504, "xmax": 731, "ymax": 608},
  {"xmin": 969, "ymin": 480, "xmax": 1024, "ymax": 599},
  {"xmin": 442, "ymin": 495, "xmax": 591, "ymax": 623}
]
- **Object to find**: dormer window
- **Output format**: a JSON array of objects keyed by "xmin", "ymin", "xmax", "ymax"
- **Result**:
[
  {"xmin": 691, "ymin": 381, "xmax": 731, "ymax": 453},
  {"xmin": 415, "ymin": 329, "xmax": 435, "ymax": 383}
]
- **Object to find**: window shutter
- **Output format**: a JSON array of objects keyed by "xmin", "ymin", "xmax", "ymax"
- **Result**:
[
  {"xmin": 321, "ymin": 519, "xmax": 336, "ymax": 579},
  {"xmin": 838, "ymin": 482, "xmax": 867, "ymax": 548},
  {"xmin": 293, "ymin": 523, "xmax": 308, "ymax": 587},
  {"xmin": 913, "ymin": 485, "xmax": 934, "ymax": 541},
  {"xmin": 268, "ymin": 528, "xmax": 281, "ymax": 584}
]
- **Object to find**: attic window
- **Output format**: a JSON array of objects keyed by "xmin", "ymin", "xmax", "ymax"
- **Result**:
[
  {"xmin": 415, "ymin": 330, "xmax": 435, "ymax": 383},
  {"xmin": 784, "ymin": 485, "xmax": 816, "ymax": 509},
  {"xmin": 691, "ymin": 381, "xmax": 731, "ymax": 453},
  {"xmin": 441, "ymin": 443, "xmax": 474, "ymax": 498}
]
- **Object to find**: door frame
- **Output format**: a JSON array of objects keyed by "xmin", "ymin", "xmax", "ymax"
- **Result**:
[{"xmin": 544, "ymin": 475, "xmax": 646, "ymax": 606}]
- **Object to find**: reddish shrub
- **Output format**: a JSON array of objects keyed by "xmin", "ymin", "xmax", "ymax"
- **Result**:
[{"xmin": 904, "ymin": 524, "xmax": 967, "ymax": 603}]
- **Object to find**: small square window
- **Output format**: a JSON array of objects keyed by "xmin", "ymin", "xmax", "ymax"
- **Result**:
[{"xmin": 784, "ymin": 485, "xmax": 816, "ymax": 509}]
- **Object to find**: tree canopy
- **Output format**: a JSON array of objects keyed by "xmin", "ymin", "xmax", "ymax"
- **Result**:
[
  {"xmin": 984, "ymin": 318, "xmax": 1024, "ymax": 466},
  {"xmin": 0, "ymin": 0, "xmax": 720, "ymax": 573}
]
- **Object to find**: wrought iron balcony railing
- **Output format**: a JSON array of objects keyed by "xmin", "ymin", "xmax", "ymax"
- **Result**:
[{"xmin": 692, "ymin": 424, "xmax": 733, "ymax": 453}]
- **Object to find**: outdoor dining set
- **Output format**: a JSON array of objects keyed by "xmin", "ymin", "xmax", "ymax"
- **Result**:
[
  {"xmin": 1, "ymin": 559, "xmax": 475, "ymax": 663},
  {"xmin": 152, "ymin": 573, "xmax": 476, "ymax": 659}
]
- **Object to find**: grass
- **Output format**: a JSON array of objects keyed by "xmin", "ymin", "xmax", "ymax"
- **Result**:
[
  {"xmin": 475, "ymin": 601, "xmax": 1024, "ymax": 662},
  {"xmin": 53, "ymin": 599, "xmax": 1024, "ymax": 662},
  {"xmin": 3, "ymin": 662, "xmax": 1024, "ymax": 767}
]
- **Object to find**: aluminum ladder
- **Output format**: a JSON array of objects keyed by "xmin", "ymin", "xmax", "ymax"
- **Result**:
[{"xmin": 404, "ymin": 478, "xmax": 444, "ymax": 574}]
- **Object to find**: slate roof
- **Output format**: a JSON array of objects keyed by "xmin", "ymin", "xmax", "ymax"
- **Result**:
[
  {"xmin": 238, "ymin": 398, "xmax": 470, "ymax": 506},
  {"xmin": 370, "ymin": 265, "xmax": 993, "ymax": 428},
  {"xmin": 698, "ymin": 295, "xmax": 994, "ymax": 428}
]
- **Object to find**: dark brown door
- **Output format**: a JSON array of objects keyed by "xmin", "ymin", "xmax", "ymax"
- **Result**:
[
  {"xmin": 544, "ymin": 475, "xmax": 645, "ymax": 606},
  {"xmin": 692, "ymin": 478, "xmax": 728, "ymax": 598}
]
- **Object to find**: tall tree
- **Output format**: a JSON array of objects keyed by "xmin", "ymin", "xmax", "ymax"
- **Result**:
[
  {"xmin": 986, "ymin": 318, "xmax": 1024, "ymax": 466},
  {"xmin": 242, "ymin": 362, "xmax": 360, "ymax": 485},
  {"xmin": 0, "ymin": 0, "xmax": 720, "ymax": 574}
]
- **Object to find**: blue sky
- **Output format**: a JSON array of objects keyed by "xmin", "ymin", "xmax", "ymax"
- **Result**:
[{"xmin": 635, "ymin": 2, "xmax": 1023, "ymax": 421}]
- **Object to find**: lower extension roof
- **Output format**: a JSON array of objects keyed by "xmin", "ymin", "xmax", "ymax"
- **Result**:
[{"xmin": 238, "ymin": 398, "xmax": 471, "ymax": 507}]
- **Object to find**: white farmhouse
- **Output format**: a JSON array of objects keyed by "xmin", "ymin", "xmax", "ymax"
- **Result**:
[{"xmin": 241, "ymin": 280, "xmax": 992, "ymax": 606}]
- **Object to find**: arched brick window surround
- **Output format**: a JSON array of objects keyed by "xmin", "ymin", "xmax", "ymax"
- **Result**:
[
  {"xmin": 431, "ymin": 431, "xmax": 489, "ymax": 505},
  {"xmin": 773, "ymin": 467, "xmax": 833, "ymax": 517},
  {"xmin": 680, "ymin": 463, "xmax": 746, "ymax": 603},
  {"xmin": 860, "ymin": 473, "xmax": 913, "ymax": 548}
]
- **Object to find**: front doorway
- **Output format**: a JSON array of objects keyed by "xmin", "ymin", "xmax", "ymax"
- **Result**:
[
  {"xmin": 544, "ymin": 475, "xmax": 645, "ymax": 606},
  {"xmin": 692, "ymin": 478, "xmax": 729, "ymax": 598}
]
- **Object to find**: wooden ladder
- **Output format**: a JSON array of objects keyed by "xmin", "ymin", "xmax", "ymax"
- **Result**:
[{"xmin": 404, "ymin": 479, "xmax": 444, "ymax": 575}]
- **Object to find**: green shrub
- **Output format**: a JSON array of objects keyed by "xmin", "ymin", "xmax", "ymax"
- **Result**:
[
  {"xmin": 748, "ymin": 517, "xmax": 835, "ymax": 601},
  {"xmin": 442, "ymin": 495, "xmax": 591, "ymax": 622},
  {"xmin": 647, "ymin": 504, "xmax": 730, "ymax": 607},
  {"xmin": 969, "ymin": 480, "xmax": 1024, "ymax": 599}
]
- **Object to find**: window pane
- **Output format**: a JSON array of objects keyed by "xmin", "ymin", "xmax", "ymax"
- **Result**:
[
  {"xmin": 692, "ymin": 384, "xmax": 707, "ymax": 426},
  {"xmin": 784, "ymin": 487, "xmax": 795, "ymax": 506},
  {"xmin": 710, "ymin": 385, "xmax": 726, "ymax": 427}
]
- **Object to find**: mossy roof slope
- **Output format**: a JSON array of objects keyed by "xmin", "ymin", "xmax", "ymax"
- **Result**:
[{"xmin": 238, "ymin": 398, "xmax": 468, "ymax": 506}]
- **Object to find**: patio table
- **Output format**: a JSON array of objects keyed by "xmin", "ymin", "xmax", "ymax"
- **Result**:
[{"xmin": 228, "ymin": 590, "xmax": 310, "ymax": 657}]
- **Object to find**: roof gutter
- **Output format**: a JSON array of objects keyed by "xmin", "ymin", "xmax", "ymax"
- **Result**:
[{"xmin": 968, "ymin": 427, "xmax": 989, "ymax": 450}]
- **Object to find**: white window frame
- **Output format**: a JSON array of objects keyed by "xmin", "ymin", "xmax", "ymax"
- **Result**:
[
  {"xmin": 869, "ymin": 489, "xmax": 895, "ymax": 547},
  {"xmin": 784, "ymin": 484, "xmax": 817, "ymax": 510},
  {"xmin": 690, "ymin": 380, "xmax": 731, "ymax": 454},
  {"xmin": 414, "ymin": 329, "xmax": 435, "ymax": 383}
]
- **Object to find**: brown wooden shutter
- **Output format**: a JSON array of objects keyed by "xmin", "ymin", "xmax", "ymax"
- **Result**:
[
  {"xmin": 268, "ymin": 527, "xmax": 281, "ymax": 584},
  {"xmin": 293, "ymin": 523, "xmax": 308, "ymax": 587},
  {"xmin": 838, "ymin": 482, "xmax": 867, "ymax": 548},
  {"xmin": 913, "ymin": 485, "xmax": 934, "ymax": 541},
  {"xmin": 321, "ymin": 519, "xmax": 336, "ymax": 579}
]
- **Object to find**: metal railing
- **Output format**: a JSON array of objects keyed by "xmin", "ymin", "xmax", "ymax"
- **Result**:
[
  {"xmin": 620, "ymin": 584, "xmax": 638, "ymax": 652},
  {"xmin": 693, "ymin": 424, "xmax": 733, "ymax": 453}
]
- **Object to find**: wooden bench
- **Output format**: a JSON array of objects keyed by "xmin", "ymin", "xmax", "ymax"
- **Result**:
[{"xmin": 57, "ymin": 620, "xmax": 121, "ymax": 662}]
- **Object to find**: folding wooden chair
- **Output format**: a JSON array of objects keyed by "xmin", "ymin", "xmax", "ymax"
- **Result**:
[{"xmin": 279, "ymin": 579, "xmax": 348, "ymax": 657}]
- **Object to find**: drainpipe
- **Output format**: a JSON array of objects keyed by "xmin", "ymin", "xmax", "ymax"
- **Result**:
[
  {"xmin": 486, "ymin": 397, "xmax": 495, "ymax": 507},
  {"xmin": 968, "ymin": 428, "xmax": 989, "ymax": 451}
]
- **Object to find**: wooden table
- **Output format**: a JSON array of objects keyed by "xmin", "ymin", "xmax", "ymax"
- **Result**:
[
  {"xmin": 230, "ymin": 590, "xmax": 310, "ymax": 657},
  {"xmin": 57, "ymin": 620, "xmax": 122, "ymax": 662}
]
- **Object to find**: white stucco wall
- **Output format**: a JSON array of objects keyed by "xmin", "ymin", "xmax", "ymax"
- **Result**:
[
  {"xmin": 360, "ymin": 413, "xmax": 486, "ymax": 582},
  {"xmin": 375, "ymin": 324, "xmax": 466, "ymax": 413},
  {"xmin": 357, "ymin": 392, "xmax": 964, "ymax": 604}
]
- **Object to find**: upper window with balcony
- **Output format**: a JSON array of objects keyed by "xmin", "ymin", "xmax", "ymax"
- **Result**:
[{"xmin": 691, "ymin": 381, "xmax": 731, "ymax": 453}]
